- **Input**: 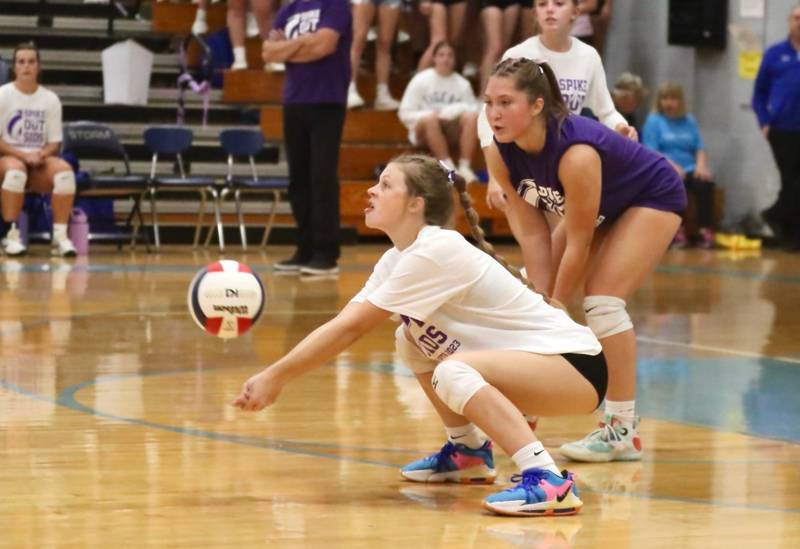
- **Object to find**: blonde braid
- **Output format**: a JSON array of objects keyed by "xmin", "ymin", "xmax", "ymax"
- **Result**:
[{"xmin": 449, "ymin": 172, "xmax": 558, "ymax": 305}]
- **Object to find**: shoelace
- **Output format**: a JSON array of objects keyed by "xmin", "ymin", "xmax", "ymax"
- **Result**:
[
  {"xmin": 586, "ymin": 421, "xmax": 624, "ymax": 443},
  {"xmin": 508, "ymin": 468, "xmax": 551, "ymax": 491},
  {"xmin": 431, "ymin": 441, "xmax": 458, "ymax": 464}
]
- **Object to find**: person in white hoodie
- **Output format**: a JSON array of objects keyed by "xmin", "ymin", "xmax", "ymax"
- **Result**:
[{"xmin": 398, "ymin": 41, "xmax": 479, "ymax": 183}]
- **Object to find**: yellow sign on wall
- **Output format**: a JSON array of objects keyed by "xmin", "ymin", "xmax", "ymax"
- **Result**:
[{"xmin": 738, "ymin": 51, "xmax": 762, "ymax": 80}]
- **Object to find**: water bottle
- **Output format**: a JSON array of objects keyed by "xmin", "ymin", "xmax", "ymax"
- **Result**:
[
  {"xmin": 68, "ymin": 208, "xmax": 90, "ymax": 255},
  {"xmin": 17, "ymin": 211, "xmax": 29, "ymax": 247}
]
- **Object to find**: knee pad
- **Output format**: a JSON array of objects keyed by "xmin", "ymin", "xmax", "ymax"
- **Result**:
[
  {"xmin": 432, "ymin": 360, "xmax": 488, "ymax": 415},
  {"xmin": 52, "ymin": 170, "xmax": 76, "ymax": 195},
  {"xmin": 583, "ymin": 295, "xmax": 633, "ymax": 339},
  {"xmin": 2, "ymin": 169, "xmax": 27, "ymax": 193},
  {"xmin": 395, "ymin": 325, "xmax": 436, "ymax": 374}
]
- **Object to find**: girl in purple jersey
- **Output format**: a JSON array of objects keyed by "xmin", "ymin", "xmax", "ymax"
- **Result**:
[{"xmin": 484, "ymin": 57, "xmax": 686, "ymax": 462}]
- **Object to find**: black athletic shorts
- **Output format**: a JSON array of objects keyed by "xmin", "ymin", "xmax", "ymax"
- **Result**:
[
  {"xmin": 480, "ymin": 0, "xmax": 525, "ymax": 9},
  {"xmin": 562, "ymin": 352, "xmax": 608, "ymax": 407}
]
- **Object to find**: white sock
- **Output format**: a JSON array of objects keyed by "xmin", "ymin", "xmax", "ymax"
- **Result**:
[
  {"xmin": 512, "ymin": 441, "xmax": 560, "ymax": 475},
  {"xmin": 53, "ymin": 223, "xmax": 68, "ymax": 242},
  {"xmin": 441, "ymin": 157, "xmax": 455, "ymax": 171},
  {"xmin": 195, "ymin": 8, "xmax": 206, "ymax": 21},
  {"xmin": 445, "ymin": 424, "xmax": 488, "ymax": 450},
  {"xmin": 233, "ymin": 47, "xmax": 246, "ymax": 66},
  {"xmin": 605, "ymin": 400, "xmax": 636, "ymax": 424},
  {"xmin": 8, "ymin": 222, "xmax": 17, "ymax": 231},
  {"xmin": 376, "ymin": 83, "xmax": 389, "ymax": 95},
  {"xmin": 457, "ymin": 158, "xmax": 471, "ymax": 170}
]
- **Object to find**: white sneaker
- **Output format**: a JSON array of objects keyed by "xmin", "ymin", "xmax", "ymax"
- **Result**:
[
  {"xmin": 191, "ymin": 18, "xmax": 208, "ymax": 35},
  {"xmin": 52, "ymin": 237, "xmax": 78, "ymax": 258},
  {"xmin": 347, "ymin": 82, "xmax": 365, "ymax": 109},
  {"xmin": 456, "ymin": 165, "xmax": 477, "ymax": 184},
  {"xmin": 231, "ymin": 59, "xmax": 248, "ymax": 70},
  {"xmin": 264, "ymin": 62, "xmax": 285, "ymax": 72},
  {"xmin": 374, "ymin": 88, "xmax": 399, "ymax": 111},
  {"xmin": 3, "ymin": 228, "xmax": 26, "ymax": 256},
  {"xmin": 559, "ymin": 414, "xmax": 642, "ymax": 462},
  {"xmin": 462, "ymin": 62, "xmax": 478, "ymax": 78}
]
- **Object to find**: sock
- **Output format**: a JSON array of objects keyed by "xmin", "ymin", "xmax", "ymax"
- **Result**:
[
  {"xmin": 233, "ymin": 47, "xmax": 246, "ymax": 66},
  {"xmin": 441, "ymin": 157, "xmax": 455, "ymax": 171},
  {"xmin": 195, "ymin": 8, "xmax": 206, "ymax": 22},
  {"xmin": 457, "ymin": 158, "xmax": 471, "ymax": 170},
  {"xmin": 53, "ymin": 223, "xmax": 68, "ymax": 242},
  {"xmin": 605, "ymin": 399, "xmax": 636, "ymax": 424},
  {"xmin": 445, "ymin": 424, "xmax": 488, "ymax": 450},
  {"xmin": 8, "ymin": 222, "xmax": 17, "ymax": 231},
  {"xmin": 376, "ymin": 83, "xmax": 389, "ymax": 95},
  {"xmin": 512, "ymin": 441, "xmax": 560, "ymax": 475}
]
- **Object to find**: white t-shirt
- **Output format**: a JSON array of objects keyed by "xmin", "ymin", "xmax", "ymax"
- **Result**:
[
  {"xmin": 478, "ymin": 36, "xmax": 626, "ymax": 147},
  {"xmin": 351, "ymin": 225, "xmax": 601, "ymax": 362},
  {"xmin": 0, "ymin": 83, "xmax": 63, "ymax": 152},
  {"xmin": 398, "ymin": 68, "xmax": 478, "ymax": 144}
]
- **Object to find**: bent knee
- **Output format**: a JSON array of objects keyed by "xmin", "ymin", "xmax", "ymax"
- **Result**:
[
  {"xmin": 432, "ymin": 360, "xmax": 488, "ymax": 415},
  {"xmin": 583, "ymin": 295, "xmax": 633, "ymax": 339}
]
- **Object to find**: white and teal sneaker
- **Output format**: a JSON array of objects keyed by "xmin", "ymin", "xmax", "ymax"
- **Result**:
[{"xmin": 559, "ymin": 414, "xmax": 642, "ymax": 463}]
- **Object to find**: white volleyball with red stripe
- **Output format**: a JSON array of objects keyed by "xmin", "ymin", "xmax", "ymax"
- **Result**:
[{"xmin": 188, "ymin": 260, "xmax": 265, "ymax": 339}]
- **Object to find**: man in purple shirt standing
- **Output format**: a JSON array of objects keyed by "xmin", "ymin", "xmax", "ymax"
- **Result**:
[{"xmin": 264, "ymin": 0, "xmax": 352, "ymax": 275}]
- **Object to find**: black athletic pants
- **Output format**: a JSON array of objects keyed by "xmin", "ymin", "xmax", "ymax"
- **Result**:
[
  {"xmin": 282, "ymin": 103, "xmax": 347, "ymax": 263},
  {"xmin": 684, "ymin": 173, "xmax": 715, "ymax": 228},
  {"xmin": 764, "ymin": 129, "xmax": 800, "ymax": 243}
]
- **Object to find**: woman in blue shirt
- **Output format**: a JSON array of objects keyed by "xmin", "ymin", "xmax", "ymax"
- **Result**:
[{"xmin": 643, "ymin": 82, "xmax": 715, "ymax": 248}]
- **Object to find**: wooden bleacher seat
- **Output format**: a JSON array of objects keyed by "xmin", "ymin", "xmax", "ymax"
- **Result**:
[{"xmin": 151, "ymin": 1, "xmax": 227, "ymax": 35}]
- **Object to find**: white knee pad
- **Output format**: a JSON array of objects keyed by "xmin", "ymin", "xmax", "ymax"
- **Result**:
[
  {"xmin": 583, "ymin": 295, "xmax": 633, "ymax": 339},
  {"xmin": 395, "ymin": 324, "xmax": 436, "ymax": 374},
  {"xmin": 52, "ymin": 170, "xmax": 76, "ymax": 195},
  {"xmin": 432, "ymin": 360, "xmax": 489, "ymax": 415},
  {"xmin": 2, "ymin": 169, "xmax": 27, "ymax": 193}
]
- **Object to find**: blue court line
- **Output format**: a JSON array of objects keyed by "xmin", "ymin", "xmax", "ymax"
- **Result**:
[
  {"xmin": 2, "ymin": 368, "xmax": 799, "ymax": 515},
  {"xmin": 1, "ymin": 260, "xmax": 799, "ymax": 283}
]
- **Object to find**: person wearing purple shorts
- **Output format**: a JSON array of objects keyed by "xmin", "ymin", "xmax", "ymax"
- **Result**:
[{"xmin": 484, "ymin": 58, "xmax": 686, "ymax": 462}]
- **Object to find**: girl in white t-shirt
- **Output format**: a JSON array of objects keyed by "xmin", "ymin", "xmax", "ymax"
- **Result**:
[
  {"xmin": 233, "ymin": 153, "xmax": 608, "ymax": 517},
  {"xmin": 398, "ymin": 42, "xmax": 479, "ymax": 183},
  {"xmin": 0, "ymin": 42, "xmax": 77, "ymax": 257}
]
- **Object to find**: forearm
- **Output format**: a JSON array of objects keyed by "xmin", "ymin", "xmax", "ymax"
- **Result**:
[
  {"xmin": 267, "ymin": 318, "xmax": 363, "ymax": 385},
  {"xmin": 263, "ymin": 39, "xmax": 304, "ymax": 63},
  {"xmin": 0, "ymin": 141, "xmax": 26, "ymax": 160},
  {"xmin": 552, "ymin": 244, "xmax": 590, "ymax": 304},
  {"xmin": 286, "ymin": 34, "xmax": 334, "ymax": 63},
  {"xmin": 505, "ymin": 201, "xmax": 552, "ymax": 291},
  {"xmin": 42, "ymin": 142, "xmax": 60, "ymax": 159}
]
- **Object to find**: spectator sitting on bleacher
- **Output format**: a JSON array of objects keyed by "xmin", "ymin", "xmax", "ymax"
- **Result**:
[
  {"xmin": 398, "ymin": 41, "xmax": 479, "ymax": 183},
  {"xmin": 226, "ymin": 0, "xmax": 280, "ymax": 70},
  {"xmin": 643, "ymin": 82, "xmax": 715, "ymax": 249},
  {"xmin": 0, "ymin": 42, "xmax": 77, "ymax": 258},
  {"xmin": 612, "ymin": 71, "xmax": 647, "ymax": 132}
]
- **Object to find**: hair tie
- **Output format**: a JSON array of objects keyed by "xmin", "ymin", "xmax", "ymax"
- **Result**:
[
  {"xmin": 437, "ymin": 160, "xmax": 456, "ymax": 187},
  {"xmin": 532, "ymin": 60, "xmax": 546, "ymax": 76}
]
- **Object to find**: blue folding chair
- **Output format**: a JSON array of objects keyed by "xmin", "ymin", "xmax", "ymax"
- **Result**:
[
  {"xmin": 143, "ymin": 126, "xmax": 223, "ymax": 250},
  {"xmin": 62, "ymin": 121, "xmax": 150, "ymax": 250},
  {"xmin": 204, "ymin": 129, "xmax": 288, "ymax": 249}
]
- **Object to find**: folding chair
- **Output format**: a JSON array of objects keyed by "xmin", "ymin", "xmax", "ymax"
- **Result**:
[
  {"xmin": 62, "ymin": 121, "xmax": 150, "ymax": 250},
  {"xmin": 143, "ymin": 126, "xmax": 223, "ymax": 250},
  {"xmin": 204, "ymin": 129, "xmax": 288, "ymax": 250}
]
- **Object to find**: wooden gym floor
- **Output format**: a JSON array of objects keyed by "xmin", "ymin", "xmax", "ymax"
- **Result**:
[{"xmin": 1, "ymin": 244, "xmax": 798, "ymax": 548}]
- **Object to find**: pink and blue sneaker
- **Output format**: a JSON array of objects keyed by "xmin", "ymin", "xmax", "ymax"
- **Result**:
[
  {"xmin": 400, "ymin": 440, "xmax": 496, "ymax": 484},
  {"xmin": 483, "ymin": 468, "xmax": 583, "ymax": 517}
]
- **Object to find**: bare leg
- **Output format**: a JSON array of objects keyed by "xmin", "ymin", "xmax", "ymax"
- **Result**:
[
  {"xmin": 227, "ymin": 0, "xmax": 248, "ymax": 49},
  {"xmin": 415, "ymin": 371, "xmax": 469, "ymax": 428},
  {"xmin": 250, "ymin": 0, "xmax": 276, "ymax": 40},
  {"xmin": 375, "ymin": 4, "xmax": 400, "ymax": 87},
  {"xmin": 28, "ymin": 158, "xmax": 75, "ymax": 224},
  {"xmin": 415, "ymin": 115, "xmax": 451, "ymax": 161},
  {"xmin": 417, "ymin": 4, "xmax": 447, "ymax": 70},
  {"xmin": 458, "ymin": 111, "xmax": 478, "ymax": 163},
  {"xmin": 0, "ymin": 157, "xmax": 26, "ymax": 222},
  {"xmin": 350, "ymin": 3, "xmax": 375, "ymax": 79}
]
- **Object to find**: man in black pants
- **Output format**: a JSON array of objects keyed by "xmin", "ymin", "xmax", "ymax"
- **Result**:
[
  {"xmin": 752, "ymin": 5, "xmax": 800, "ymax": 251},
  {"xmin": 264, "ymin": 0, "xmax": 352, "ymax": 274}
]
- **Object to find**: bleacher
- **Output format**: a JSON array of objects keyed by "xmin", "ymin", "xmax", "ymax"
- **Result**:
[{"xmin": 0, "ymin": 0, "xmax": 510, "ymax": 247}]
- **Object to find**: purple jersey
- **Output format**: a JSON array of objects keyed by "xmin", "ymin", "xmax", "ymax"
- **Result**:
[
  {"xmin": 495, "ymin": 115, "xmax": 686, "ymax": 224},
  {"xmin": 274, "ymin": 0, "xmax": 352, "ymax": 105}
]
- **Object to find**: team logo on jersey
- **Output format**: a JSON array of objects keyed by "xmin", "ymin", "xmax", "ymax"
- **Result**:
[
  {"xmin": 5, "ymin": 108, "xmax": 45, "ymax": 148},
  {"xmin": 284, "ymin": 9, "xmax": 320, "ymax": 39},
  {"xmin": 518, "ymin": 178, "xmax": 565, "ymax": 216},
  {"xmin": 518, "ymin": 178, "xmax": 606, "ymax": 226}
]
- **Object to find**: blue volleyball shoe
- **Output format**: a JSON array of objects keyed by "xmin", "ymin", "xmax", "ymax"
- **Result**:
[
  {"xmin": 401, "ymin": 440, "xmax": 497, "ymax": 484},
  {"xmin": 483, "ymin": 468, "xmax": 583, "ymax": 516}
]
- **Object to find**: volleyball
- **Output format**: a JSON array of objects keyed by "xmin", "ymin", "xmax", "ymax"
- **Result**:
[{"xmin": 188, "ymin": 260, "xmax": 265, "ymax": 339}]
